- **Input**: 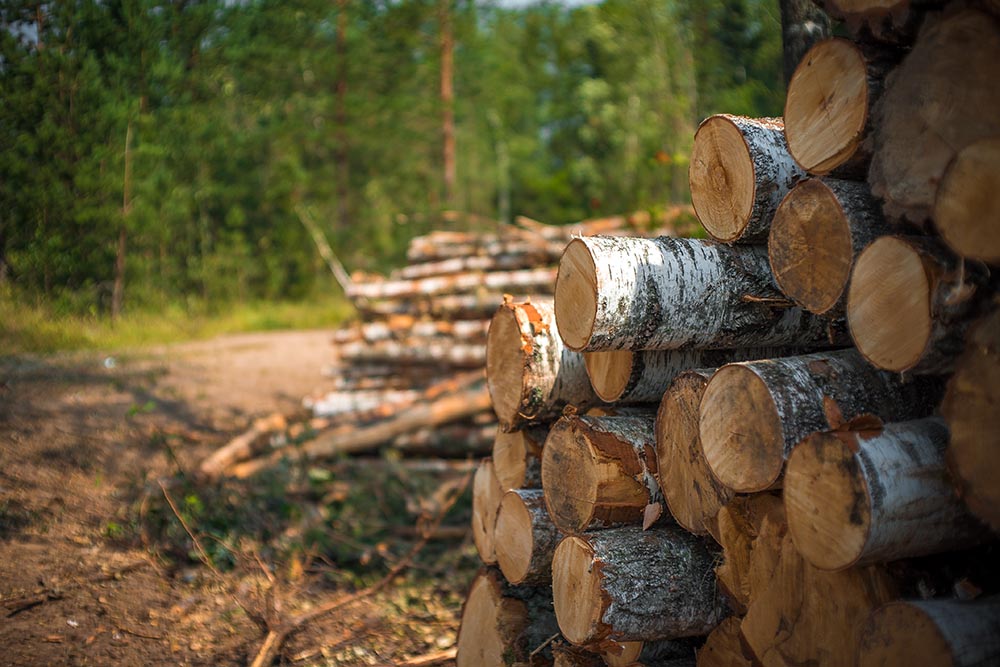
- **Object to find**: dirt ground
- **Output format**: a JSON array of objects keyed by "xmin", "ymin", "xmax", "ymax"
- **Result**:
[{"xmin": 0, "ymin": 330, "xmax": 472, "ymax": 667}]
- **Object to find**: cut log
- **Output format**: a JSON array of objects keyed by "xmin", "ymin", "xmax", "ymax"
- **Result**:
[
  {"xmin": 390, "ymin": 423, "xmax": 494, "ymax": 456},
  {"xmin": 495, "ymin": 489, "xmax": 563, "ymax": 586},
  {"xmin": 552, "ymin": 527, "xmax": 727, "ymax": 645},
  {"xmin": 337, "ymin": 339, "xmax": 486, "ymax": 368},
  {"xmin": 552, "ymin": 643, "xmax": 605, "ymax": 667},
  {"xmin": 486, "ymin": 299, "xmax": 602, "ymax": 431},
  {"xmin": 601, "ymin": 639, "xmax": 699, "ymax": 667},
  {"xmin": 407, "ymin": 232, "xmax": 563, "ymax": 264},
  {"xmin": 198, "ymin": 412, "xmax": 288, "ymax": 480},
  {"xmin": 347, "ymin": 267, "xmax": 556, "ymax": 301},
  {"xmin": 540, "ymin": 415, "xmax": 661, "ymax": 533},
  {"xmin": 688, "ymin": 115, "xmax": 806, "ymax": 243},
  {"xmin": 696, "ymin": 617, "xmax": 752, "ymax": 667},
  {"xmin": 492, "ymin": 426, "xmax": 546, "ymax": 490},
  {"xmin": 456, "ymin": 568, "xmax": 559, "ymax": 667},
  {"xmin": 846, "ymin": 236, "xmax": 990, "ymax": 374},
  {"xmin": 740, "ymin": 532, "xmax": 897, "ymax": 667},
  {"xmin": 306, "ymin": 389, "xmax": 422, "ymax": 418},
  {"xmin": 713, "ymin": 494, "xmax": 786, "ymax": 614},
  {"xmin": 857, "ymin": 596, "xmax": 1000, "ymax": 667},
  {"xmin": 354, "ymin": 318, "xmax": 490, "ymax": 344},
  {"xmin": 700, "ymin": 349, "xmax": 942, "ymax": 493},
  {"xmin": 813, "ymin": 0, "xmax": 944, "ymax": 44},
  {"xmin": 654, "ymin": 369, "xmax": 733, "ymax": 536},
  {"xmin": 768, "ymin": 178, "xmax": 887, "ymax": 316},
  {"xmin": 934, "ymin": 137, "xmax": 1000, "ymax": 264},
  {"xmin": 785, "ymin": 418, "xmax": 989, "ymax": 571},
  {"xmin": 942, "ymin": 307, "xmax": 1000, "ymax": 532},
  {"xmin": 554, "ymin": 236, "xmax": 843, "ymax": 352},
  {"xmin": 393, "ymin": 254, "xmax": 554, "ymax": 281},
  {"xmin": 472, "ymin": 458, "xmax": 505, "ymax": 565},
  {"xmin": 783, "ymin": 38, "xmax": 897, "ymax": 176},
  {"xmin": 360, "ymin": 292, "xmax": 542, "ymax": 319},
  {"xmin": 868, "ymin": 8, "xmax": 1000, "ymax": 225}
]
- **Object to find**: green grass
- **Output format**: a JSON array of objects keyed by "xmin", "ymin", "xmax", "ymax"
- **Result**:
[{"xmin": 0, "ymin": 290, "xmax": 356, "ymax": 355}]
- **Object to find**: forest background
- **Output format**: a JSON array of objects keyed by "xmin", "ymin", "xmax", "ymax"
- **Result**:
[{"xmin": 0, "ymin": 0, "xmax": 787, "ymax": 350}]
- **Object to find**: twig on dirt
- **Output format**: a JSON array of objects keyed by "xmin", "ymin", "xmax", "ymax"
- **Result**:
[
  {"xmin": 247, "ymin": 469, "xmax": 473, "ymax": 667},
  {"xmin": 530, "ymin": 632, "xmax": 560, "ymax": 658},
  {"xmin": 392, "ymin": 647, "xmax": 458, "ymax": 667}
]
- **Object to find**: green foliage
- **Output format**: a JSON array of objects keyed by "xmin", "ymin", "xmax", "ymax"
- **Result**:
[{"xmin": 0, "ymin": 0, "xmax": 784, "ymax": 319}]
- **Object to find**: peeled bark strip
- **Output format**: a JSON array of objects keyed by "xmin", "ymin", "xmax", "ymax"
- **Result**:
[
  {"xmin": 934, "ymin": 137, "xmax": 1000, "ymax": 264},
  {"xmin": 472, "ymin": 458, "xmax": 504, "ymax": 565},
  {"xmin": 813, "ymin": 0, "xmax": 943, "ymax": 44},
  {"xmin": 487, "ymin": 299, "xmax": 602, "ymax": 431},
  {"xmin": 495, "ymin": 489, "xmax": 563, "ymax": 586},
  {"xmin": 689, "ymin": 115, "xmax": 806, "ymax": 243},
  {"xmin": 869, "ymin": 9, "xmax": 1000, "ymax": 225},
  {"xmin": 741, "ymin": 533, "xmax": 897, "ymax": 667},
  {"xmin": 492, "ymin": 426, "xmax": 546, "ymax": 490},
  {"xmin": 541, "ymin": 415, "xmax": 662, "ymax": 533},
  {"xmin": 456, "ymin": 568, "xmax": 559, "ymax": 667},
  {"xmin": 858, "ymin": 596, "xmax": 1000, "ymax": 667},
  {"xmin": 655, "ymin": 369, "xmax": 733, "ymax": 536},
  {"xmin": 785, "ymin": 418, "xmax": 989, "ymax": 571},
  {"xmin": 554, "ymin": 236, "xmax": 842, "ymax": 353},
  {"xmin": 769, "ymin": 178, "xmax": 888, "ymax": 316},
  {"xmin": 700, "ymin": 349, "xmax": 941, "ymax": 493},
  {"xmin": 713, "ymin": 494, "xmax": 786, "ymax": 614},
  {"xmin": 552, "ymin": 527, "xmax": 727, "ymax": 645},
  {"xmin": 784, "ymin": 38, "xmax": 897, "ymax": 176},
  {"xmin": 942, "ymin": 308, "xmax": 1000, "ymax": 532},
  {"xmin": 847, "ymin": 236, "xmax": 990, "ymax": 374},
  {"xmin": 697, "ymin": 617, "xmax": 752, "ymax": 667}
]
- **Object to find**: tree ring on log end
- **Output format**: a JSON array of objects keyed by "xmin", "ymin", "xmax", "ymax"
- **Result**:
[
  {"xmin": 541, "ymin": 420, "xmax": 601, "ymax": 532},
  {"xmin": 494, "ymin": 491, "xmax": 535, "ymax": 585},
  {"xmin": 847, "ymin": 237, "xmax": 931, "ymax": 373},
  {"xmin": 456, "ymin": 571, "xmax": 528, "ymax": 667},
  {"xmin": 934, "ymin": 137, "xmax": 1000, "ymax": 264},
  {"xmin": 785, "ymin": 38, "xmax": 868, "ymax": 175},
  {"xmin": 857, "ymin": 602, "xmax": 953, "ymax": 667},
  {"xmin": 471, "ymin": 460, "xmax": 502, "ymax": 564},
  {"xmin": 585, "ymin": 350, "xmax": 634, "ymax": 402},
  {"xmin": 689, "ymin": 116, "xmax": 756, "ymax": 243},
  {"xmin": 493, "ymin": 429, "xmax": 529, "ymax": 490},
  {"xmin": 700, "ymin": 365, "xmax": 783, "ymax": 492},
  {"xmin": 785, "ymin": 432, "xmax": 870, "ymax": 571},
  {"xmin": 555, "ymin": 239, "xmax": 599, "ymax": 351},
  {"xmin": 486, "ymin": 306, "xmax": 528, "ymax": 426},
  {"xmin": 552, "ymin": 536, "xmax": 603, "ymax": 646}
]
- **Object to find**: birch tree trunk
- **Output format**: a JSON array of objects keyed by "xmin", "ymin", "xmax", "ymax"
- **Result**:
[
  {"xmin": 495, "ymin": 489, "xmax": 563, "ymax": 586},
  {"xmin": 785, "ymin": 418, "xmax": 989, "ymax": 571},
  {"xmin": 552, "ymin": 527, "xmax": 727, "ymax": 645},
  {"xmin": 699, "ymin": 349, "xmax": 942, "ymax": 493},
  {"xmin": 689, "ymin": 115, "xmax": 806, "ymax": 243},
  {"xmin": 554, "ymin": 236, "xmax": 843, "ymax": 352}
]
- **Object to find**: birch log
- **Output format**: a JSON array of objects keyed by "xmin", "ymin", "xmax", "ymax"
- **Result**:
[
  {"xmin": 494, "ymin": 489, "xmax": 563, "ymax": 586},
  {"xmin": 486, "ymin": 299, "xmax": 601, "ymax": 431},
  {"xmin": 941, "ymin": 307, "xmax": 1000, "ymax": 532},
  {"xmin": 847, "ymin": 236, "xmax": 990, "ymax": 374},
  {"xmin": 785, "ymin": 418, "xmax": 989, "ymax": 571},
  {"xmin": 768, "ymin": 178, "xmax": 887, "ymax": 316},
  {"xmin": 934, "ymin": 137, "xmax": 1000, "ymax": 264},
  {"xmin": 551, "ymin": 527, "xmax": 727, "ymax": 645},
  {"xmin": 600, "ymin": 639, "xmax": 698, "ymax": 667},
  {"xmin": 654, "ymin": 369, "xmax": 733, "ymax": 536},
  {"xmin": 347, "ymin": 267, "xmax": 556, "ymax": 301},
  {"xmin": 337, "ymin": 339, "xmax": 486, "ymax": 368},
  {"xmin": 868, "ymin": 9, "xmax": 1000, "ymax": 225},
  {"xmin": 857, "ymin": 596, "xmax": 1000, "ymax": 667},
  {"xmin": 713, "ymin": 494, "xmax": 786, "ymax": 614},
  {"xmin": 472, "ymin": 458, "xmax": 504, "ymax": 565},
  {"xmin": 688, "ymin": 115, "xmax": 805, "ymax": 243},
  {"xmin": 697, "ymin": 618, "xmax": 752, "ymax": 667},
  {"xmin": 699, "ymin": 349, "xmax": 942, "ymax": 493},
  {"xmin": 492, "ymin": 426, "xmax": 546, "ymax": 490},
  {"xmin": 541, "ymin": 415, "xmax": 662, "ymax": 533},
  {"xmin": 741, "ymin": 533, "xmax": 897, "ymax": 667},
  {"xmin": 456, "ymin": 568, "xmax": 558, "ymax": 667},
  {"xmin": 813, "ymin": 0, "xmax": 944, "ymax": 44},
  {"xmin": 783, "ymin": 38, "xmax": 897, "ymax": 177},
  {"xmin": 554, "ymin": 236, "xmax": 842, "ymax": 353}
]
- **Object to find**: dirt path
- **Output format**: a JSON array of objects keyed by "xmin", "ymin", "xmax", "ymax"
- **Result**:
[{"xmin": 0, "ymin": 330, "xmax": 466, "ymax": 666}]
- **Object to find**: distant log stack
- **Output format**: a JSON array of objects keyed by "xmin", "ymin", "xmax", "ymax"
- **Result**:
[{"xmin": 456, "ymin": 2, "xmax": 1000, "ymax": 665}]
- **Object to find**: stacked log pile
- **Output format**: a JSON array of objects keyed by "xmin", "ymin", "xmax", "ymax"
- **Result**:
[{"xmin": 457, "ymin": 3, "xmax": 1000, "ymax": 665}]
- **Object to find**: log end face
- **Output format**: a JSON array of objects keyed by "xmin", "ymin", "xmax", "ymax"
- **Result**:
[
  {"xmin": 555, "ymin": 239, "xmax": 599, "ymax": 351},
  {"xmin": 769, "ymin": 179, "xmax": 854, "ymax": 315},
  {"xmin": 857, "ymin": 602, "xmax": 953, "ymax": 667},
  {"xmin": 493, "ymin": 428, "xmax": 528, "ymax": 490},
  {"xmin": 700, "ymin": 365, "xmax": 783, "ymax": 493},
  {"xmin": 494, "ymin": 491, "xmax": 535, "ymax": 585},
  {"xmin": 486, "ymin": 306, "xmax": 530, "ymax": 428},
  {"xmin": 472, "ymin": 459, "xmax": 503, "ymax": 565},
  {"xmin": 785, "ymin": 432, "xmax": 870, "ymax": 571},
  {"xmin": 457, "ymin": 571, "xmax": 527, "ymax": 667},
  {"xmin": 690, "ymin": 115, "xmax": 755, "ymax": 242},
  {"xmin": 847, "ymin": 237, "xmax": 931, "ymax": 373},
  {"xmin": 542, "ymin": 419, "xmax": 600, "ymax": 533},
  {"xmin": 552, "ymin": 535, "xmax": 604, "ymax": 646},
  {"xmin": 584, "ymin": 350, "xmax": 634, "ymax": 402},
  {"xmin": 785, "ymin": 38, "xmax": 868, "ymax": 175},
  {"xmin": 934, "ymin": 137, "xmax": 1000, "ymax": 264}
]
